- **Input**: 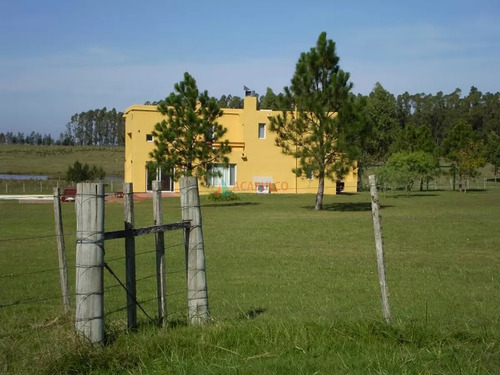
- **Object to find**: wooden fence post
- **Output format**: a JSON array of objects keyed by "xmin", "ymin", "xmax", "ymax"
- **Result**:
[
  {"xmin": 53, "ymin": 188, "xmax": 70, "ymax": 311},
  {"xmin": 75, "ymin": 183, "xmax": 105, "ymax": 343},
  {"xmin": 124, "ymin": 183, "xmax": 137, "ymax": 330},
  {"xmin": 179, "ymin": 176, "xmax": 210, "ymax": 324},
  {"xmin": 153, "ymin": 180, "xmax": 167, "ymax": 326},
  {"xmin": 369, "ymin": 175, "xmax": 392, "ymax": 323}
]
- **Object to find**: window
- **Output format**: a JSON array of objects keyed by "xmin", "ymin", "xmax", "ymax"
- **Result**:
[
  {"xmin": 258, "ymin": 123, "xmax": 266, "ymax": 139},
  {"xmin": 306, "ymin": 165, "xmax": 314, "ymax": 180},
  {"xmin": 146, "ymin": 134, "xmax": 154, "ymax": 142},
  {"xmin": 208, "ymin": 126, "xmax": 215, "ymax": 141},
  {"xmin": 207, "ymin": 164, "xmax": 236, "ymax": 187},
  {"xmin": 145, "ymin": 162, "xmax": 174, "ymax": 192}
]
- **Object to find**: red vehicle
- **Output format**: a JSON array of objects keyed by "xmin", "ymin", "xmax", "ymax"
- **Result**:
[{"xmin": 60, "ymin": 187, "xmax": 77, "ymax": 202}]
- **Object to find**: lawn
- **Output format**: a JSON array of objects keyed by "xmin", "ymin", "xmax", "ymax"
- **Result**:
[{"xmin": 0, "ymin": 189, "xmax": 499, "ymax": 374}]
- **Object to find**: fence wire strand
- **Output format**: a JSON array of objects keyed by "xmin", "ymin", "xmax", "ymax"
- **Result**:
[
  {"xmin": 0, "ymin": 315, "xmax": 71, "ymax": 339},
  {"xmin": 0, "ymin": 265, "xmax": 73, "ymax": 279},
  {"xmin": 103, "ymin": 262, "xmax": 155, "ymax": 324},
  {"xmin": 0, "ymin": 232, "xmax": 75, "ymax": 243},
  {"xmin": 1, "ymin": 186, "xmax": 192, "ymax": 355},
  {"xmin": 0, "ymin": 295, "xmax": 67, "ymax": 309}
]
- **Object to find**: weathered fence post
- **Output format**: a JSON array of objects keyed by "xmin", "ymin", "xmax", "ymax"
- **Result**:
[
  {"xmin": 153, "ymin": 180, "xmax": 167, "ymax": 326},
  {"xmin": 369, "ymin": 175, "xmax": 392, "ymax": 323},
  {"xmin": 124, "ymin": 183, "xmax": 137, "ymax": 330},
  {"xmin": 53, "ymin": 188, "xmax": 70, "ymax": 311},
  {"xmin": 179, "ymin": 176, "xmax": 210, "ymax": 324},
  {"xmin": 75, "ymin": 183, "xmax": 105, "ymax": 343}
]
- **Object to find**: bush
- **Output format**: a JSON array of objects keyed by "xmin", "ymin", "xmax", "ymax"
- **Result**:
[
  {"xmin": 378, "ymin": 151, "xmax": 436, "ymax": 195},
  {"xmin": 207, "ymin": 190, "xmax": 240, "ymax": 202},
  {"xmin": 65, "ymin": 160, "xmax": 106, "ymax": 183}
]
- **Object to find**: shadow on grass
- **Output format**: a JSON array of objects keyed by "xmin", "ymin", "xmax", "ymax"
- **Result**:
[
  {"xmin": 203, "ymin": 202, "xmax": 260, "ymax": 208},
  {"xmin": 323, "ymin": 202, "xmax": 373, "ymax": 211},
  {"xmin": 240, "ymin": 307, "xmax": 267, "ymax": 320},
  {"xmin": 302, "ymin": 202, "xmax": 393, "ymax": 211},
  {"xmin": 166, "ymin": 317, "xmax": 188, "ymax": 328},
  {"xmin": 387, "ymin": 193, "xmax": 439, "ymax": 198}
]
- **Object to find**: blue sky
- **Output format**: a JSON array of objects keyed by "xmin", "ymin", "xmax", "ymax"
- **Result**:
[{"xmin": 1, "ymin": 0, "xmax": 500, "ymax": 136}]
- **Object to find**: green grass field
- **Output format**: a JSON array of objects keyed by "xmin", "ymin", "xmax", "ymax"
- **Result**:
[
  {"xmin": 0, "ymin": 144, "xmax": 124, "ymax": 178},
  {"xmin": 0, "ymin": 145, "xmax": 125, "ymax": 195},
  {"xmin": 0, "ymin": 189, "xmax": 499, "ymax": 374}
]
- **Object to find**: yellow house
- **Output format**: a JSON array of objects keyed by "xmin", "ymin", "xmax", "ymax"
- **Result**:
[{"xmin": 124, "ymin": 95, "xmax": 357, "ymax": 194}]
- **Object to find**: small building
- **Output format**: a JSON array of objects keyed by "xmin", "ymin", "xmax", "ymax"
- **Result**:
[{"xmin": 124, "ymin": 95, "xmax": 357, "ymax": 194}]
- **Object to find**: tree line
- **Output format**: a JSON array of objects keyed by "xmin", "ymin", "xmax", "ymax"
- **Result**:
[
  {"xmin": 59, "ymin": 107, "xmax": 125, "ymax": 146},
  {"xmin": 357, "ymin": 84, "xmax": 500, "ymax": 192},
  {"xmin": 5, "ymin": 84, "xmax": 499, "ymax": 175},
  {"xmin": 171, "ymin": 81, "xmax": 500, "ymax": 188},
  {"xmin": 259, "ymin": 84, "xmax": 499, "ymax": 160},
  {"xmin": 257, "ymin": 82, "xmax": 500, "ymax": 192},
  {"xmin": 0, "ymin": 131, "xmax": 56, "ymax": 145},
  {"xmin": 1, "ymin": 107, "xmax": 125, "ymax": 146}
]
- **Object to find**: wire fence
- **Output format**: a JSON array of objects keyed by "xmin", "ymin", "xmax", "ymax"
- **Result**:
[
  {"xmin": 0, "ymin": 178, "xmax": 124, "ymax": 195},
  {"xmin": 0, "ymin": 216, "xmax": 188, "ymax": 343},
  {"xmin": 100, "ymin": 226, "xmax": 188, "ymax": 331},
  {"xmin": 0, "ymin": 233, "xmax": 77, "ymax": 356},
  {"xmin": 2, "ymin": 183, "xmax": 498, "ymax": 373},
  {"xmin": 358, "ymin": 165, "xmax": 500, "ymax": 192}
]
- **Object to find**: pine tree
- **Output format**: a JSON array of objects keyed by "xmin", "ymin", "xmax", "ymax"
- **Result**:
[
  {"xmin": 270, "ymin": 32, "xmax": 365, "ymax": 210},
  {"xmin": 150, "ymin": 72, "xmax": 231, "ymax": 180}
]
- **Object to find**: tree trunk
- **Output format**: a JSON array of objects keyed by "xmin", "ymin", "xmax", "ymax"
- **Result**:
[
  {"xmin": 357, "ymin": 162, "xmax": 363, "ymax": 192},
  {"xmin": 315, "ymin": 176, "xmax": 325, "ymax": 210}
]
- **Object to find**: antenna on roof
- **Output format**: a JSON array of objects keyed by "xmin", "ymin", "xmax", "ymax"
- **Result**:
[{"xmin": 244, "ymin": 86, "xmax": 255, "ymax": 97}]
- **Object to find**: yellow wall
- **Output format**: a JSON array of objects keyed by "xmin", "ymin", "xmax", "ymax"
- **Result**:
[{"xmin": 123, "ymin": 96, "xmax": 358, "ymax": 194}]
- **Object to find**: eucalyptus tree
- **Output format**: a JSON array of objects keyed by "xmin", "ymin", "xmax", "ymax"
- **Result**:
[
  {"xmin": 443, "ymin": 120, "xmax": 486, "ymax": 192},
  {"xmin": 62, "ymin": 108, "xmax": 125, "ymax": 146},
  {"xmin": 486, "ymin": 131, "xmax": 500, "ymax": 178},
  {"xmin": 259, "ymin": 87, "xmax": 285, "ymax": 110},
  {"xmin": 364, "ymin": 82, "xmax": 399, "ymax": 163}
]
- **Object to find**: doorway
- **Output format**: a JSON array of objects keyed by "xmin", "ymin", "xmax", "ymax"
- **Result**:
[{"xmin": 146, "ymin": 162, "xmax": 174, "ymax": 192}]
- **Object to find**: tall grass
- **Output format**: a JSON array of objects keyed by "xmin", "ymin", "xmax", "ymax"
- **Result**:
[{"xmin": 0, "ymin": 190, "xmax": 499, "ymax": 374}]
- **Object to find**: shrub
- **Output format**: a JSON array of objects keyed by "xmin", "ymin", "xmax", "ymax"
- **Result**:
[
  {"xmin": 207, "ymin": 190, "xmax": 240, "ymax": 202},
  {"xmin": 65, "ymin": 161, "xmax": 106, "ymax": 183},
  {"xmin": 378, "ymin": 151, "xmax": 436, "ymax": 195}
]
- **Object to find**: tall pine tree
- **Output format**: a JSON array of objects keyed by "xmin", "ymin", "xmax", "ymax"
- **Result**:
[
  {"xmin": 150, "ymin": 72, "xmax": 231, "ymax": 180},
  {"xmin": 270, "ymin": 32, "xmax": 364, "ymax": 210}
]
